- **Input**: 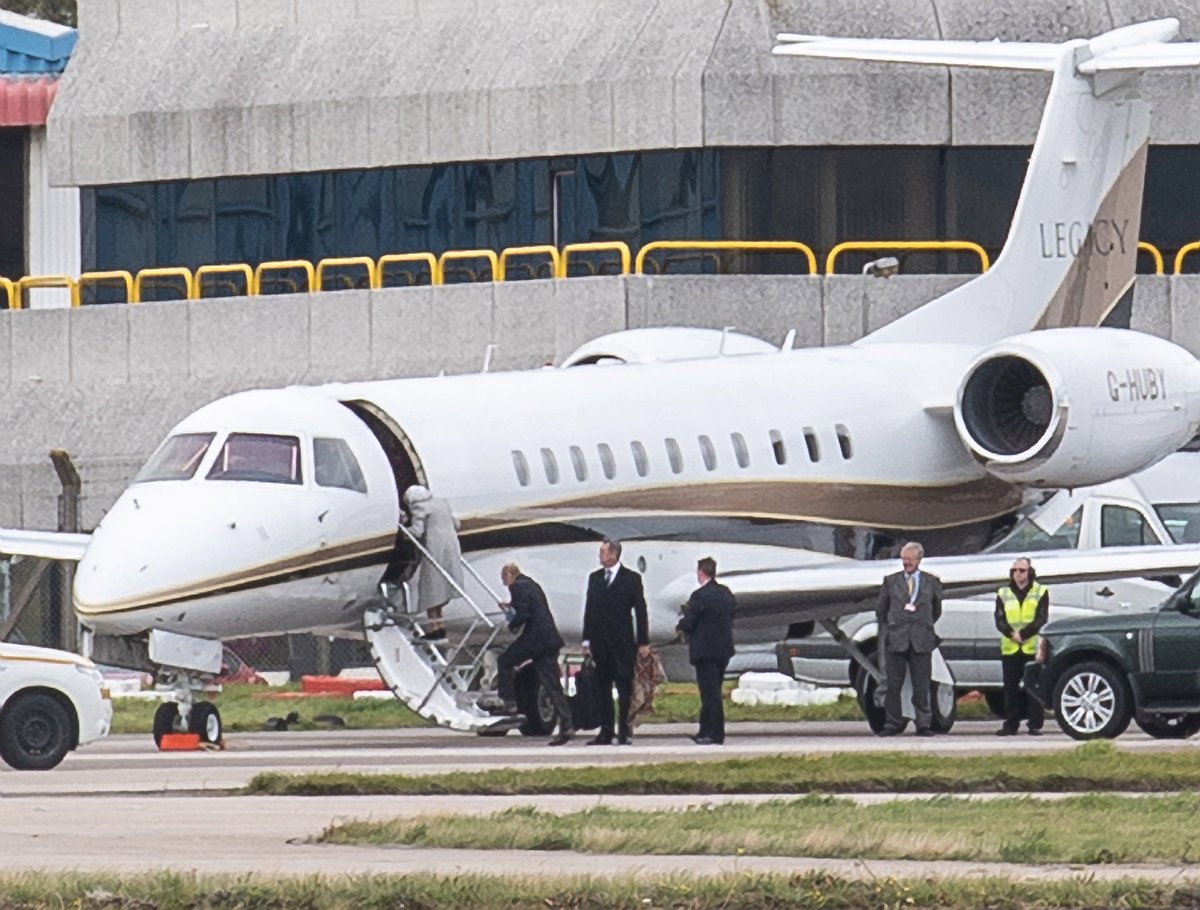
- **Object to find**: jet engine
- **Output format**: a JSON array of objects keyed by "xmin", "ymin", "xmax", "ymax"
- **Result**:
[{"xmin": 954, "ymin": 328, "xmax": 1200, "ymax": 487}]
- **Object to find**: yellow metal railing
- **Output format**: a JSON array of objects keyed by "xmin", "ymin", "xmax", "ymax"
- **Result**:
[
  {"xmin": 438, "ymin": 249, "xmax": 498, "ymax": 284},
  {"xmin": 498, "ymin": 245, "xmax": 561, "ymax": 282},
  {"xmin": 135, "ymin": 267, "xmax": 194, "ymax": 302},
  {"xmin": 379, "ymin": 252, "xmax": 439, "ymax": 287},
  {"xmin": 18, "ymin": 275, "xmax": 79, "ymax": 308},
  {"xmin": 1138, "ymin": 242, "xmax": 1164, "ymax": 276},
  {"xmin": 317, "ymin": 256, "xmax": 379, "ymax": 291},
  {"xmin": 255, "ymin": 259, "xmax": 315, "ymax": 296},
  {"xmin": 560, "ymin": 241, "xmax": 632, "ymax": 278},
  {"xmin": 1174, "ymin": 241, "xmax": 1200, "ymax": 275},
  {"xmin": 78, "ymin": 270, "xmax": 134, "ymax": 305},
  {"xmin": 0, "ymin": 276, "xmax": 13, "ymax": 310},
  {"xmin": 636, "ymin": 240, "xmax": 818, "ymax": 276},
  {"xmin": 825, "ymin": 240, "xmax": 990, "ymax": 275},
  {"xmin": 195, "ymin": 264, "xmax": 254, "ymax": 299}
]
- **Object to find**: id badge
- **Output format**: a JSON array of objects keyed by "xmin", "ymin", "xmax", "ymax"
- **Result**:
[{"xmin": 904, "ymin": 602, "xmax": 917, "ymax": 612}]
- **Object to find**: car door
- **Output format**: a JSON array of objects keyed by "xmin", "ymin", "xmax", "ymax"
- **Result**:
[
  {"xmin": 1145, "ymin": 583, "xmax": 1200, "ymax": 705},
  {"xmin": 1087, "ymin": 503, "xmax": 1173, "ymax": 613}
]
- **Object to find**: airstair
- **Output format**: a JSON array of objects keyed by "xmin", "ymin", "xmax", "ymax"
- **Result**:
[{"xmin": 363, "ymin": 525, "xmax": 520, "ymax": 733}]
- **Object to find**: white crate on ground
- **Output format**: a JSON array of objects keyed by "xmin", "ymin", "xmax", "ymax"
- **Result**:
[{"xmin": 730, "ymin": 671, "xmax": 851, "ymax": 706}]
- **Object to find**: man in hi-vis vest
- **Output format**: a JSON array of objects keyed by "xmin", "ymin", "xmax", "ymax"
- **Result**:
[{"xmin": 994, "ymin": 557, "xmax": 1049, "ymax": 736}]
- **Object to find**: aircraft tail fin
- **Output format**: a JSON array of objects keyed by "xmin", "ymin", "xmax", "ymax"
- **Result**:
[{"xmin": 775, "ymin": 20, "xmax": 1200, "ymax": 345}]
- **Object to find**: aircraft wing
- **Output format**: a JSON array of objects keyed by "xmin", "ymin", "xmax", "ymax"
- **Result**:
[
  {"xmin": 0, "ymin": 529, "xmax": 91, "ymax": 562},
  {"xmin": 703, "ymin": 545, "xmax": 1200, "ymax": 623}
]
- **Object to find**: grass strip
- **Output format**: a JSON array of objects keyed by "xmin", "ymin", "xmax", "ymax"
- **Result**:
[
  {"xmin": 321, "ymin": 792, "xmax": 1200, "ymax": 864},
  {"xmin": 246, "ymin": 739, "xmax": 1200, "ymax": 796},
  {"xmin": 110, "ymin": 683, "xmax": 994, "ymax": 734},
  {"xmin": 3, "ymin": 870, "xmax": 1200, "ymax": 909}
]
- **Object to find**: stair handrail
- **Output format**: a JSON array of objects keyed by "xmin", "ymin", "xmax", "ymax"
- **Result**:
[{"xmin": 394, "ymin": 524, "xmax": 503, "ymax": 625}]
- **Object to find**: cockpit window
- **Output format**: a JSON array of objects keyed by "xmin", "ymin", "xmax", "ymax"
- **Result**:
[
  {"xmin": 135, "ymin": 433, "xmax": 216, "ymax": 482},
  {"xmin": 314, "ymin": 437, "xmax": 367, "ymax": 493},
  {"xmin": 207, "ymin": 433, "xmax": 302, "ymax": 485}
]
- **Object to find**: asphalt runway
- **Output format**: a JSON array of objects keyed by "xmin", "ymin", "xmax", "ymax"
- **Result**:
[{"xmin": 3, "ymin": 720, "xmax": 1199, "ymax": 880}]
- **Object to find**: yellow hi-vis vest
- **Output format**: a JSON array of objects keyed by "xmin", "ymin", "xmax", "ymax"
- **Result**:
[{"xmin": 998, "ymin": 582, "xmax": 1045, "ymax": 655}]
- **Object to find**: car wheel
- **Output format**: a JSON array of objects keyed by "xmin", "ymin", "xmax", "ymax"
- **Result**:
[
  {"xmin": 1135, "ymin": 713, "xmax": 1200, "ymax": 739},
  {"xmin": 189, "ymin": 701, "xmax": 223, "ymax": 745},
  {"xmin": 930, "ymin": 681, "xmax": 956, "ymax": 733},
  {"xmin": 0, "ymin": 692, "xmax": 73, "ymax": 771},
  {"xmin": 153, "ymin": 702, "xmax": 181, "ymax": 748},
  {"xmin": 853, "ymin": 667, "xmax": 893, "ymax": 734},
  {"xmin": 515, "ymin": 665, "xmax": 555, "ymax": 736},
  {"xmin": 1052, "ymin": 661, "xmax": 1132, "ymax": 740}
]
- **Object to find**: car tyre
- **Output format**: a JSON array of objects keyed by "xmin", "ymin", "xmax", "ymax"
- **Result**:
[
  {"xmin": 853, "ymin": 667, "xmax": 893, "ymax": 734},
  {"xmin": 930, "ymin": 680, "xmax": 957, "ymax": 733},
  {"xmin": 0, "ymin": 691, "xmax": 73, "ymax": 771},
  {"xmin": 1052, "ymin": 660, "xmax": 1132, "ymax": 740},
  {"xmin": 153, "ymin": 702, "xmax": 181, "ymax": 748},
  {"xmin": 1134, "ymin": 712, "xmax": 1200, "ymax": 739},
  {"xmin": 189, "ymin": 701, "xmax": 223, "ymax": 745}
]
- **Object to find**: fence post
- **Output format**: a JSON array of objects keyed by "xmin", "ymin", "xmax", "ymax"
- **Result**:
[{"xmin": 50, "ymin": 449, "xmax": 81, "ymax": 652}]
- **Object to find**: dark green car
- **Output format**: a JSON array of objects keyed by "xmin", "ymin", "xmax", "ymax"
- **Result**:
[{"xmin": 1025, "ymin": 571, "xmax": 1200, "ymax": 740}]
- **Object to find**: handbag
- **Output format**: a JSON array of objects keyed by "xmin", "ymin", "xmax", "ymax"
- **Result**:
[{"xmin": 570, "ymin": 659, "xmax": 603, "ymax": 730}]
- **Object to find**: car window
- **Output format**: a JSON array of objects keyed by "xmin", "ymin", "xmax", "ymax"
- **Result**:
[
  {"xmin": 207, "ymin": 433, "xmax": 302, "ymax": 485},
  {"xmin": 135, "ymin": 433, "xmax": 216, "ymax": 482},
  {"xmin": 1100, "ymin": 505, "xmax": 1158, "ymax": 547},
  {"xmin": 1155, "ymin": 504, "xmax": 1200, "ymax": 544},
  {"xmin": 987, "ymin": 507, "xmax": 1083, "ymax": 552}
]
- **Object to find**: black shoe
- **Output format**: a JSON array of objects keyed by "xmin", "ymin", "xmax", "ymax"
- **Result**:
[
  {"xmin": 548, "ymin": 730, "xmax": 574, "ymax": 746},
  {"xmin": 692, "ymin": 736, "xmax": 716, "ymax": 745},
  {"xmin": 915, "ymin": 728, "xmax": 935, "ymax": 737},
  {"xmin": 586, "ymin": 735, "xmax": 613, "ymax": 746},
  {"xmin": 995, "ymin": 727, "xmax": 1018, "ymax": 736},
  {"xmin": 486, "ymin": 701, "xmax": 519, "ymax": 717},
  {"xmin": 416, "ymin": 628, "xmax": 447, "ymax": 642},
  {"xmin": 617, "ymin": 735, "xmax": 633, "ymax": 745},
  {"xmin": 1027, "ymin": 728, "xmax": 1044, "ymax": 736},
  {"xmin": 877, "ymin": 727, "xmax": 903, "ymax": 737}
]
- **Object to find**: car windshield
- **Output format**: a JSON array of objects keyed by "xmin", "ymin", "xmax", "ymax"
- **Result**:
[
  {"xmin": 986, "ymin": 506, "xmax": 1083, "ymax": 552},
  {"xmin": 206, "ymin": 433, "xmax": 302, "ymax": 485},
  {"xmin": 135, "ymin": 433, "xmax": 216, "ymax": 482},
  {"xmin": 1154, "ymin": 504, "xmax": 1200, "ymax": 544}
]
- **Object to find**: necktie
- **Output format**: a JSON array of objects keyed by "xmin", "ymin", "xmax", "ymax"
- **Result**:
[
  {"xmin": 906, "ymin": 575, "xmax": 914, "ymax": 597},
  {"xmin": 606, "ymin": 568, "xmax": 614, "ymax": 586}
]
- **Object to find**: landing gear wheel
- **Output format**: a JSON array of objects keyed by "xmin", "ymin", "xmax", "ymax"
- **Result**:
[
  {"xmin": 0, "ymin": 692, "xmax": 72, "ymax": 770},
  {"xmin": 153, "ymin": 702, "xmax": 180, "ymax": 748},
  {"xmin": 189, "ymin": 701, "xmax": 223, "ymax": 745},
  {"xmin": 930, "ymin": 681, "xmax": 957, "ymax": 733},
  {"xmin": 515, "ymin": 665, "xmax": 555, "ymax": 736},
  {"xmin": 853, "ymin": 668, "xmax": 893, "ymax": 735},
  {"xmin": 1052, "ymin": 660, "xmax": 1132, "ymax": 740},
  {"xmin": 1135, "ymin": 712, "xmax": 1200, "ymax": 739}
]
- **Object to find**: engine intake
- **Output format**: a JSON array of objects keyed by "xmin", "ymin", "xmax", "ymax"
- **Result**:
[{"xmin": 959, "ymin": 355, "xmax": 1056, "ymax": 458}]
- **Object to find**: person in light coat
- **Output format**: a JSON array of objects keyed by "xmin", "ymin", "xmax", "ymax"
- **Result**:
[{"xmin": 403, "ymin": 485, "xmax": 463, "ymax": 641}]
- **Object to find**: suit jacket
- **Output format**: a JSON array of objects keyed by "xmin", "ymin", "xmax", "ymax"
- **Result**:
[
  {"xmin": 876, "ymin": 569, "xmax": 942, "ymax": 653},
  {"xmin": 506, "ymin": 574, "xmax": 563, "ymax": 658},
  {"xmin": 676, "ymin": 580, "xmax": 736, "ymax": 665},
  {"xmin": 582, "ymin": 564, "xmax": 649, "ymax": 673}
]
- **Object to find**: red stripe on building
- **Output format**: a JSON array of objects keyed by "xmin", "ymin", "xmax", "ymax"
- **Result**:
[{"xmin": 0, "ymin": 75, "xmax": 57, "ymax": 126}]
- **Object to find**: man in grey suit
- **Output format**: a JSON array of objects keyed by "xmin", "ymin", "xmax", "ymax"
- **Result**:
[{"xmin": 875, "ymin": 541, "xmax": 943, "ymax": 736}]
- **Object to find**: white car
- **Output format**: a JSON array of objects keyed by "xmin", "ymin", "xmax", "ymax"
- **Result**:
[{"xmin": 0, "ymin": 642, "xmax": 112, "ymax": 770}]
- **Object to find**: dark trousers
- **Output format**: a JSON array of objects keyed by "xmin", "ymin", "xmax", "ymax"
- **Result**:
[
  {"xmin": 498, "ymin": 649, "xmax": 574, "ymax": 732},
  {"xmin": 884, "ymin": 646, "xmax": 932, "ymax": 732},
  {"xmin": 593, "ymin": 656, "xmax": 633, "ymax": 740},
  {"xmin": 694, "ymin": 658, "xmax": 728, "ymax": 743},
  {"xmin": 1001, "ymin": 650, "xmax": 1042, "ymax": 731}
]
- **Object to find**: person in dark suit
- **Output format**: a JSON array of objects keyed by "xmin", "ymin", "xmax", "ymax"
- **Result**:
[
  {"xmin": 875, "ymin": 541, "xmax": 943, "ymax": 737},
  {"xmin": 676, "ymin": 556, "xmax": 736, "ymax": 745},
  {"xmin": 495, "ymin": 563, "xmax": 574, "ymax": 746},
  {"xmin": 582, "ymin": 538, "xmax": 649, "ymax": 745}
]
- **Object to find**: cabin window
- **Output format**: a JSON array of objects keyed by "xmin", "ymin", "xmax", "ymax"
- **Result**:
[
  {"xmin": 541, "ymin": 448, "xmax": 560, "ymax": 484},
  {"xmin": 731, "ymin": 432, "xmax": 750, "ymax": 469},
  {"xmin": 698, "ymin": 435, "xmax": 717, "ymax": 471},
  {"xmin": 835, "ymin": 424, "xmax": 852, "ymax": 460},
  {"xmin": 597, "ymin": 443, "xmax": 616, "ymax": 480},
  {"xmin": 803, "ymin": 427, "xmax": 820, "ymax": 462},
  {"xmin": 665, "ymin": 437, "xmax": 684, "ymax": 474},
  {"xmin": 207, "ymin": 433, "xmax": 302, "ymax": 484},
  {"xmin": 314, "ymin": 437, "xmax": 368, "ymax": 493},
  {"xmin": 631, "ymin": 441, "xmax": 649, "ymax": 477},
  {"xmin": 135, "ymin": 432, "xmax": 216, "ymax": 482},
  {"xmin": 511, "ymin": 451, "xmax": 530, "ymax": 486},
  {"xmin": 769, "ymin": 429, "xmax": 787, "ymax": 465},
  {"xmin": 569, "ymin": 445, "xmax": 588, "ymax": 482}
]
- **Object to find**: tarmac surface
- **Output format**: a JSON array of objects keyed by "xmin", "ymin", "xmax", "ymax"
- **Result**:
[{"xmin": 3, "ymin": 719, "xmax": 1200, "ymax": 881}]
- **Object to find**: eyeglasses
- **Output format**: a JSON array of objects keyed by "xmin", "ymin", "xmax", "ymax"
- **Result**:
[{"xmin": 1012, "ymin": 568, "xmax": 1029, "ymax": 573}]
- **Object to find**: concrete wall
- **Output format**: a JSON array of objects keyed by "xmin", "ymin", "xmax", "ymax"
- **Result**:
[
  {"xmin": 48, "ymin": 0, "xmax": 1200, "ymax": 185},
  {"xmin": 1, "ymin": 273, "xmax": 1194, "ymax": 531}
]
